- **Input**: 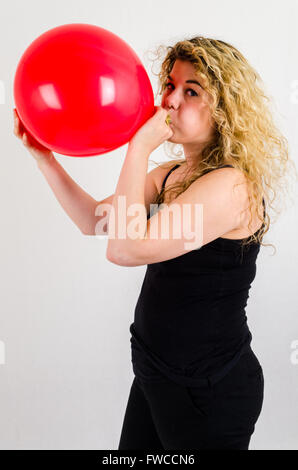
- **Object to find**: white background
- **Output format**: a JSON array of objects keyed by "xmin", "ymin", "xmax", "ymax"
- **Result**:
[{"xmin": 0, "ymin": 0, "xmax": 297, "ymax": 450}]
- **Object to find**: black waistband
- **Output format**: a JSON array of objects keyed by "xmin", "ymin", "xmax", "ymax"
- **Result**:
[{"xmin": 129, "ymin": 323, "xmax": 252, "ymax": 388}]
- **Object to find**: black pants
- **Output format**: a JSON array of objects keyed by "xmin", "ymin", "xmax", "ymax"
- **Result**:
[{"xmin": 118, "ymin": 348, "xmax": 264, "ymax": 450}]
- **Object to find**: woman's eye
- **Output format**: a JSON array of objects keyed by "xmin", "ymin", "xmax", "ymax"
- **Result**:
[{"xmin": 165, "ymin": 83, "xmax": 197, "ymax": 97}]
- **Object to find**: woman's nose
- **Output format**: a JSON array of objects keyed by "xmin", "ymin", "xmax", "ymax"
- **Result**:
[
  {"xmin": 165, "ymin": 97, "xmax": 178, "ymax": 110},
  {"xmin": 165, "ymin": 91, "xmax": 181, "ymax": 110}
]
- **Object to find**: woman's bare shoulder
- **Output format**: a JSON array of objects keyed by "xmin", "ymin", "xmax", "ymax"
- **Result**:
[{"xmin": 150, "ymin": 159, "xmax": 185, "ymax": 190}]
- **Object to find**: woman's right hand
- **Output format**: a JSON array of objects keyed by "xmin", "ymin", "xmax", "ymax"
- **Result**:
[{"xmin": 13, "ymin": 108, "xmax": 55, "ymax": 165}]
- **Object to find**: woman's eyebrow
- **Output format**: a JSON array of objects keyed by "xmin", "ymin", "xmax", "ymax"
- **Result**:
[{"xmin": 167, "ymin": 75, "xmax": 204, "ymax": 90}]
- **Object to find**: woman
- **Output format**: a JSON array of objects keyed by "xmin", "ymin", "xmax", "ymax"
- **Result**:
[
  {"xmin": 14, "ymin": 36, "xmax": 295, "ymax": 450},
  {"xmin": 106, "ymin": 37, "xmax": 294, "ymax": 450}
]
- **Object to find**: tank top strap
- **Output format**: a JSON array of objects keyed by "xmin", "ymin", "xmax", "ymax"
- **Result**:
[
  {"xmin": 261, "ymin": 197, "xmax": 266, "ymax": 218},
  {"xmin": 202, "ymin": 164, "xmax": 234, "ymax": 175},
  {"xmin": 159, "ymin": 163, "xmax": 266, "ymax": 220},
  {"xmin": 162, "ymin": 163, "xmax": 233, "ymax": 190},
  {"xmin": 161, "ymin": 164, "xmax": 180, "ymax": 191}
]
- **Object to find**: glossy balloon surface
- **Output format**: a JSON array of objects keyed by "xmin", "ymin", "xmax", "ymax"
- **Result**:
[{"xmin": 13, "ymin": 23, "xmax": 154, "ymax": 156}]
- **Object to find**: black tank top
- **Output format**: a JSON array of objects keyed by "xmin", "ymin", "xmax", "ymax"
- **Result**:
[{"xmin": 129, "ymin": 164, "xmax": 266, "ymax": 387}]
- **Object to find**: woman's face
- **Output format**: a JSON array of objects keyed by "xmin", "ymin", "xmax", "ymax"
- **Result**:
[{"xmin": 161, "ymin": 59, "xmax": 216, "ymax": 148}]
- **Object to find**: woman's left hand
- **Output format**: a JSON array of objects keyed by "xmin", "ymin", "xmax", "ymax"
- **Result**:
[{"xmin": 129, "ymin": 106, "xmax": 173, "ymax": 154}]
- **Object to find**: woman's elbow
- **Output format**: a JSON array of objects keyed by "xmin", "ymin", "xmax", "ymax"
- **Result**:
[{"xmin": 106, "ymin": 248, "xmax": 139, "ymax": 267}]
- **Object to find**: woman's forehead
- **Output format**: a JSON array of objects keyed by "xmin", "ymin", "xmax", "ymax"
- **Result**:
[{"xmin": 169, "ymin": 60, "xmax": 207, "ymax": 89}]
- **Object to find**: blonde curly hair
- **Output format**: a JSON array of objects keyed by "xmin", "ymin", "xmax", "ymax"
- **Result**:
[{"xmin": 146, "ymin": 36, "xmax": 297, "ymax": 252}]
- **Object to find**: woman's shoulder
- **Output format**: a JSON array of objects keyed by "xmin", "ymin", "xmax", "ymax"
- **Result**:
[{"xmin": 151, "ymin": 159, "xmax": 184, "ymax": 190}]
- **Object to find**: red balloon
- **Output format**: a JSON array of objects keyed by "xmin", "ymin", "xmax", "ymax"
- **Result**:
[{"xmin": 13, "ymin": 23, "xmax": 154, "ymax": 157}]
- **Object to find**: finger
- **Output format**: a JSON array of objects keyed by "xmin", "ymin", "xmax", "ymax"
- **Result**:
[
  {"xmin": 14, "ymin": 116, "xmax": 20, "ymax": 137},
  {"xmin": 13, "ymin": 119, "xmax": 20, "ymax": 136},
  {"xmin": 163, "ymin": 111, "xmax": 170, "ymax": 121},
  {"xmin": 156, "ymin": 105, "xmax": 167, "ymax": 114},
  {"xmin": 154, "ymin": 105, "xmax": 163, "ymax": 116},
  {"xmin": 22, "ymin": 132, "xmax": 29, "ymax": 146},
  {"xmin": 15, "ymin": 115, "xmax": 25, "ymax": 135},
  {"xmin": 13, "ymin": 108, "xmax": 19, "ymax": 120}
]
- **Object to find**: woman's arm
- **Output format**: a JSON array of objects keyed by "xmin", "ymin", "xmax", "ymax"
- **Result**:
[
  {"xmin": 38, "ymin": 156, "xmax": 161, "ymax": 236},
  {"xmin": 37, "ymin": 157, "xmax": 102, "ymax": 235},
  {"xmin": 107, "ymin": 166, "xmax": 246, "ymax": 267},
  {"xmin": 14, "ymin": 107, "xmax": 102, "ymax": 235},
  {"xmin": 106, "ymin": 106, "xmax": 174, "ymax": 263},
  {"xmin": 106, "ymin": 141, "xmax": 151, "ymax": 262},
  {"xmin": 14, "ymin": 107, "xmax": 161, "ymax": 237}
]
